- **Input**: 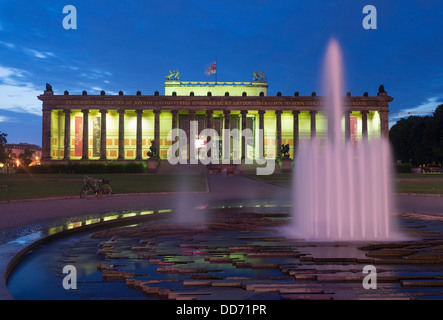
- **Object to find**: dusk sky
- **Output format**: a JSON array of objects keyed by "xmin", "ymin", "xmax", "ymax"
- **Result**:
[{"xmin": 0, "ymin": 0, "xmax": 442, "ymax": 146}]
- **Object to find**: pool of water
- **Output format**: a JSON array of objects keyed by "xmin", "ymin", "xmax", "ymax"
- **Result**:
[{"xmin": 7, "ymin": 206, "xmax": 443, "ymax": 300}]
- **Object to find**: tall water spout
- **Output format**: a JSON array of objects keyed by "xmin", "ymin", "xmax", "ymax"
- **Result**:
[{"xmin": 291, "ymin": 39, "xmax": 400, "ymax": 241}]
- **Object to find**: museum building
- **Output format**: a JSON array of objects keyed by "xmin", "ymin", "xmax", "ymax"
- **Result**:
[{"xmin": 38, "ymin": 77, "xmax": 393, "ymax": 163}]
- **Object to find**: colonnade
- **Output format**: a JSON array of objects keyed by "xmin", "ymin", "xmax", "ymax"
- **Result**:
[{"xmin": 42, "ymin": 108, "xmax": 389, "ymax": 161}]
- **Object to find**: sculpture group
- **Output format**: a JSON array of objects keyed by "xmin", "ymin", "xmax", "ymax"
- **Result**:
[
  {"xmin": 253, "ymin": 70, "xmax": 267, "ymax": 81},
  {"xmin": 166, "ymin": 70, "xmax": 180, "ymax": 81}
]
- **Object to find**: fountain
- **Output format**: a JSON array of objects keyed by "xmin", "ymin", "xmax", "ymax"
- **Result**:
[{"xmin": 291, "ymin": 39, "xmax": 401, "ymax": 241}]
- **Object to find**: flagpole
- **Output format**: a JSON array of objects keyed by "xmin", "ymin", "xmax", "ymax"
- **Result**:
[{"xmin": 215, "ymin": 58, "xmax": 217, "ymax": 83}]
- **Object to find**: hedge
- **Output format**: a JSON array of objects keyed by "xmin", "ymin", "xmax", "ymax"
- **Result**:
[
  {"xmin": 394, "ymin": 162, "xmax": 412, "ymax": 173},
  {"xmin": 15, "ymin": 162, "xmax": 146, "ymax": 174}
]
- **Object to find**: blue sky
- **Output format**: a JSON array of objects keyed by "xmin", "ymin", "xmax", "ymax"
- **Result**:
[{"xmin": 1, "ymin": 0, "xmax": 442, "ymax": 145}]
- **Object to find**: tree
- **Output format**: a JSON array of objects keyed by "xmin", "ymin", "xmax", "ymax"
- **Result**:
[
  {"xmin": 18, "ymin": 148, "xmax": 35, "ymax": 167},
  {"xmin": 390, "ymin": 104, "xmax": 443, "ymax": 166},
  {"xmin": 0, "ymin": 132, "xmax": 8, "ymax": 164}
]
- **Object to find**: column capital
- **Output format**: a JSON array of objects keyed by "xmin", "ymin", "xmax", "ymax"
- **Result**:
[
  {"xmin": 188, "ymin": 109, "xmax": 196, "ymax": 114},
  {"xmin": 310, "ymin": 110, "xmax": 318, "ymax": 115},
  {"xmin": 171, "ymin": 110, "xmax": 179, "ymax": 115},
  {"xmin": 275, "ymin": 110, "xmax": 283, "ymax": 115},
  {"xmin": 153, "ymin": 109, "xmax": 162, "ymax": 115},
  {"xmin": 361, "ymin": 110, "xmax": 369, "ymax": 115},
  {"xmin": 81, "ymin": 109, "xmax": 89, "ymax": 114},
  {"xmin": 117, "ymin": 109, "xmax": 126, "ymax": 114},
  {"xmin": 223, "ymin": 110, "xmax": 231, "ymax": 115},
  {"xmin": 258, "ymin": 110, "xmax": 266, "ymax": 115},
  {"xmin": 99, "ymin": 109, "xmax": 108, "ymax": 114},
  {"xmin": 135, "ymin": 109, "xmax": 143, "ymax": 114},
  {"xmin": 63, "ymin": 109, "xmax": 71, "ymax": 114},
  {"xmin": 240, "ymin": 110, "xmax": 248, "ymax": 115},
  {"xmin": 292, "ymin": 110, "xmax": 300, "ymax": 115}
]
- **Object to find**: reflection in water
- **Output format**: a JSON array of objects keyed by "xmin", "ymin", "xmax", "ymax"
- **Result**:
[{"xmin": 7, "ymin": 203, "xmax": 443, "ymax": 300}]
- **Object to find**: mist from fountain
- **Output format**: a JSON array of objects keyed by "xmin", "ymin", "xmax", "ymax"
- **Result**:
[{"xmin": 291, "ymin": 39, "xmax": 402, "ymax": 241}]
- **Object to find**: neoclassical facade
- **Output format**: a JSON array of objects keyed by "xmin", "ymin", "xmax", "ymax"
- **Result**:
[{"xmin": 38, "ymin": 80, "xmax": 393, "ymax": 163}]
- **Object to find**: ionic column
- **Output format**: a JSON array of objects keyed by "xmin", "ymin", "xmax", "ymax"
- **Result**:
[
  {"xmin": 63, "ymin": 109, "xmax": 71, "ymax": 160},
  {"xmin": 380, "ymin": 109, "xmax": 389, "ymax": 139},
  {"xmin": 344, "ymin": 110, "xmax": 351, "ymax": 142},
  {"xmin": 99, "ymin": 109, "xmax": 107, "ymax": 160},
  {"xmin": 171, "ymin": 110, "xmax": 178, "ymax": 157},
  {"xmin": 258, "ymin": 110, "xmax": 266, "ymax": 158},
  {"xmin": 118, "ymin": 109, "xmax": 125, "ymax": 160},
  {"xmin": 223, "ymin": 110, "xmax": 231, "ymax": 160},
  {"xmin": 310, "ymin": 110, "xmax": 317, "ymax": 139},
  {"xmin": 361, "ymin": 110, "xmax": 368, "ymax": 141},
  {"xmin": 154, "ymin": 110, "xmax": 161, "ymax": 156},
  {"xmin": 188, "ymin": 110, "xmax": 195, "ymax": 123},
  {"xmin": 206, "ymin": 110, "xmax": 213, "ymax": 158},
  {"xmin": 81, "ymin": 109, "xmax": 89, "ymax": 160},
  {"xmin": 293, "ymin": 110, "xmax": 300, "ymax": 155},
  {"xmin": 188, "ymin": 110, "xmax": 196, "ymax": 160},
  {"xmin": 275, "ymin": 110, "xmax": 282, "ymax": 158},
  {"xmin": 42, "ymin": 108, "xmax": 52, "ymax": 161},
  {"xmin": 171, "ymin": 110, "xmax": 178, "ymax": 131},
  {"xmin": 136, "ymin": 110, "xmax": 143, "ymax": 160},
  {"xmin": 241, "ymin": 110, "xmax": 248, "ymax": 159}
]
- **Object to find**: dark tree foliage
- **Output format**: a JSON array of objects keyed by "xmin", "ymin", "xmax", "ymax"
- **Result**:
[
  {"xmin": 390, "ymin": 104, "xmax": 443, "ymax": 166},
  {"xmin": 18, "ymin": 147, "xmax": 35, "ymax": 167},
  {"xmin": 0, "ymin": 132, "xmax": 7, "ymax": 164}
]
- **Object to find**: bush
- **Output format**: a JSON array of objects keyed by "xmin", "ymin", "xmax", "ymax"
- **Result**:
[
  {"xmin": 124, "ymin": 162, "xmax": 145, "ymax": 173},
  {"xmin": 105, "ymin": 162, "xmax": 126, "ymax": 173},
  {"xmin": 395, "ymin": 162, "xmax": 412, "ymax": 173},
  {"xmin": 15, "ymin": 162, "xmax": 146, "ymax": 174}
]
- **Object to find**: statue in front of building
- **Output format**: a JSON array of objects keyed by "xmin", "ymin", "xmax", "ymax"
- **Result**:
[
  {"xmin": 165, "ymin": 70, "xmax": 180, "ymax": 81},
  {"xmin": 253, "ymin": 70, "xmax": 267, "ymax": 81}
]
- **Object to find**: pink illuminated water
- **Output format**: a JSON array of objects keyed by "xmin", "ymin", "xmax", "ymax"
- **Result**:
[{"xmin": 291, "ymin": 39, "xmax": 400, "ymax": 241}]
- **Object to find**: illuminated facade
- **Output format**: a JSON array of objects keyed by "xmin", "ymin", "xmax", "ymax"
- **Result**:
[{"xmin": 38, "ymin": 80, "xmax": 393, "ymax": 163}]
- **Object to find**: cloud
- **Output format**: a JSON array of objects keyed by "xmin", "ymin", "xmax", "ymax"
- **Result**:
[
  {"xmin": 0, "ymin": 65, "xmax": 42, "ymax": 116},
  {"xmin": 80, "ymin": 69, "xmax": 113, "ymax": 80},
  {"xmin": 24, "ymin": 48, "xmax": 55, "ymax": 59},
  {"xmin": 389, "ymin": 96, "xmax": 443, "ymax": 128},
  {"xmin": 0, "ymin": 115, "xmax": 12, "ymax": 123},
  {"xmin": 0, "ymin": 41, "xmax": 15, "ymax": 49}
]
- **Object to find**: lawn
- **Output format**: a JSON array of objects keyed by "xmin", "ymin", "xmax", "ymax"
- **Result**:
[
  {"xmin": 247, "ymin": 173, "xmax": 443, "ymax": 195},
  {"xmin": 0, "ymin": 174, "xmax": 207, "ymax": 201}
]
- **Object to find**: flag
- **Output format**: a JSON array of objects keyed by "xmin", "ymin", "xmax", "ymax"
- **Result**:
[{"xmin": 205, "ymin": 60, "xmax": 216, "ymax": 75}]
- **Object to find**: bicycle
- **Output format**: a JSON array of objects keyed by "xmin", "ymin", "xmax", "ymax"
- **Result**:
[{"xmin": 80, "ymin": 175, "xmax": 112, "ymax": 199}]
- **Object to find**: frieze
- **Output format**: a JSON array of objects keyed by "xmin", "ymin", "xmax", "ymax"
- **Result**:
[{"xmin": 40, "ymin": 96, "xmax": 391, "ymax": 110}]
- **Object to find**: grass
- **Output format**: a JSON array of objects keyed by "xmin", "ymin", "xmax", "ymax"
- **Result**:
[
  {"xmin": 395, "ymin": 181, "xmax": 443, "ymax": 194},
  {"xmin": 247, "ymin": 172, "xmax": 443, "ymax": 195},
  {"xmin": 1, "ymin": 172, "xmax": 442, "ymax": 201},
  {"xmin": 0, "ymin": 173, "xmax": 207, "ymax": 201}
]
